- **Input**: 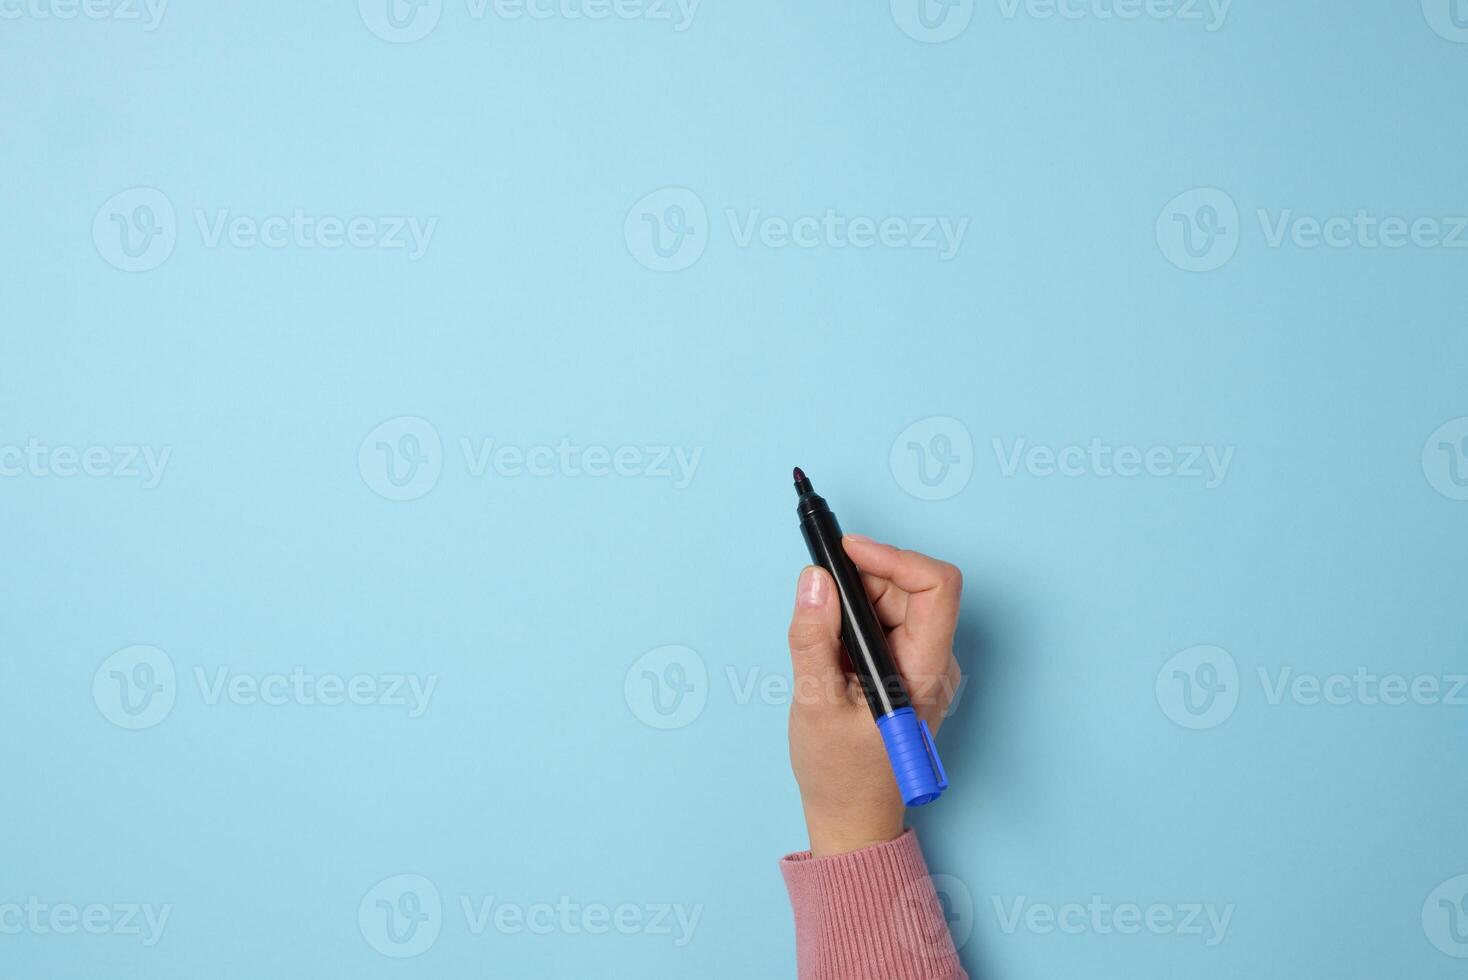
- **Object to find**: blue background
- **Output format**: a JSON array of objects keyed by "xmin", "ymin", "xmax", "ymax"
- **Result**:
[{"xmin": 3, "ymin": 1, "xmax": 1467, "ymax": 977}]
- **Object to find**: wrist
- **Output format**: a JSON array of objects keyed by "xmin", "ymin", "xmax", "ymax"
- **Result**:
[{"xmin": 804, "ymin": 809, "xmax": 905, "ymax": 858}]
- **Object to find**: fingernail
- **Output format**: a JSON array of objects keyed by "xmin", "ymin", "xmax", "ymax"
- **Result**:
[{"xmin": 797, "ymin": 566, "xmax": 826, "ymax": 608}]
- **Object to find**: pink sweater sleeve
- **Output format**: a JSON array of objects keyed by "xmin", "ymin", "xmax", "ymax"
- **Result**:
[{"xmin": 780, "ymin": 830, "xmax": 968, "ymax": 980}]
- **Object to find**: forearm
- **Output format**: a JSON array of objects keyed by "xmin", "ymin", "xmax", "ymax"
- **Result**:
[{"xmin": 781, "ymin": 829, "xmax": 968, "ymax": 980}]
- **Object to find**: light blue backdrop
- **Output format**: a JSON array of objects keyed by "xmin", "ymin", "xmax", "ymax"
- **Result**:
[{"xmin": 3, "ymin": 2, "xmax": 1466, "ymax": 977}]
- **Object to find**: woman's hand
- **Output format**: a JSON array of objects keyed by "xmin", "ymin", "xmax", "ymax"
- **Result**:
[{"xmin": 786, "ymin": 535, "xmax": 964, "ymax": 858}]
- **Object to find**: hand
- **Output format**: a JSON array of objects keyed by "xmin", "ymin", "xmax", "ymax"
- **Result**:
[{"xmin": 786, "ymin": 535, "xmax": 963, "ymax": 857}]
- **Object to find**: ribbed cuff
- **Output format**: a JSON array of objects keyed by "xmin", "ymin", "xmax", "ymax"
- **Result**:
[{"xmin": 780, "ymin": 830, "xmax": 966, "ymax": 980}]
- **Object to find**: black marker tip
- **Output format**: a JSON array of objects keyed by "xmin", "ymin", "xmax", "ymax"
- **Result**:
[{"xmin": 792, "ymin": 467, "xmax": 813, "ymax": 494}]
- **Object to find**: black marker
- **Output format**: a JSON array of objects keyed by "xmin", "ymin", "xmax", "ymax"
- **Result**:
[{"xmin": 793, "ymin": 467, "xmax": 948, "ymax": 806}]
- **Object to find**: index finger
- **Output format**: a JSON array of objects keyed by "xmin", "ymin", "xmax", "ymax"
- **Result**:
[
  {"xmin": 842, "ymin": 535, "xmax": 963, "ymax": 597},
  {"xmin": 842, "ymin": 534, "xmax": 963, "ymax": 653}
]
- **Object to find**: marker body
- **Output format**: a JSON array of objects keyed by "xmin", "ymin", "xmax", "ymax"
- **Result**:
[
  {"xmin": 794, "ymin": 471, "xmax": 948, "ymax": 807},
  {"xmin": 796, "ymin": 489, "xmax": 909, "ymax": 720}
]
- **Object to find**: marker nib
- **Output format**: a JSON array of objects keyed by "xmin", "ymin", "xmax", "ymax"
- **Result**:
[
  {"xmin": 792, "ymin": 467, "xmax": 805, "ymax": 483},
  {"xmin": 792, "ymin": 466, "xmax": 813, "ymax": 494}
]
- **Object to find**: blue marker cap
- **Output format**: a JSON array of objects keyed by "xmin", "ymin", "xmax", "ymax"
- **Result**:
[{"xmin": 876, "ymin": 707, "xmax": 948, "ymax": 807}]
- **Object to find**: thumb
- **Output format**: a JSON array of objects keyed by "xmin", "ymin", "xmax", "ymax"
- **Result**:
[{"xmin": 787, "ymin": 566, "xmax": 844, "ymax": 694}]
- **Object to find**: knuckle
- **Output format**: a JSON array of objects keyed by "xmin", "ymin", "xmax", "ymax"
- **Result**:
[
  {"xmin": 937, "ymin": 561, "xmax": 963, "ymax": 592},
  {"xmin": 787, "ymin": 619, "xmax": 828, "ymax": 653}
]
